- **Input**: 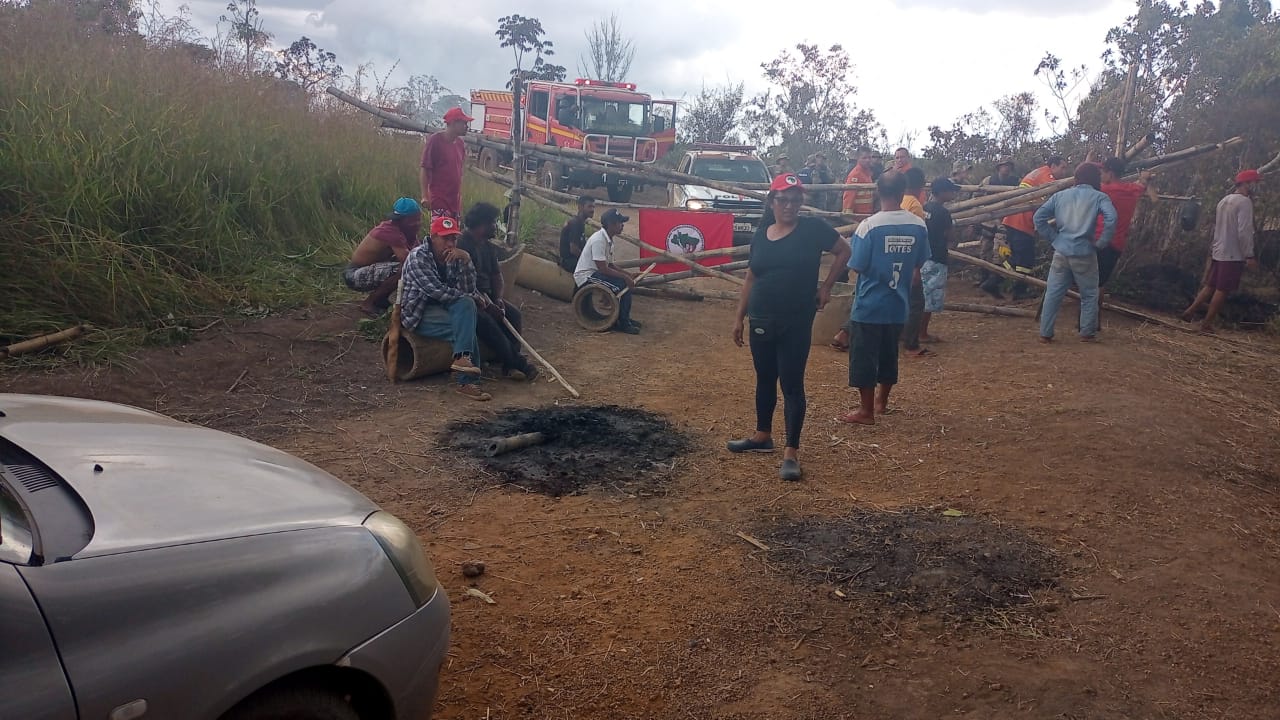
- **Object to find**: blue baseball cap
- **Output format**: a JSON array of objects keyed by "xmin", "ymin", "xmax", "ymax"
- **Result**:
[{"xmin": 391, "ymin": 197, "xmax": 421, "ymax": 218}]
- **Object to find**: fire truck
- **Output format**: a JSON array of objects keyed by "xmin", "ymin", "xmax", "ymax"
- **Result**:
[{"xmin": 469, "ymin": 78, "xmax": 677, "ymax": 203}]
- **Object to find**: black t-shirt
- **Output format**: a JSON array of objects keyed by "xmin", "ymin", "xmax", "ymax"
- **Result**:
[
  {"xmin": 747, "ymin": 217, "xmax": 840, "ymax": 317},
  {"xmin": 560, "ymin": 217, "xmax": 587, "ymax": 272},
  {"xmin": 923, "ymin": 201, "xmax": 953, "ymax": 265},
  {"xmin": 457, "ymin": 233, "xmax": 501, "ymax": 296}
]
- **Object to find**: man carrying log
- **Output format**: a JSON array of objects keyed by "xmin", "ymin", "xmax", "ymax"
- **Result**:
[
  {"xmin": 573, "ymin": 208, "xmax": 641, "ymax": 335},
  {"xmin": 458, "ymin": 202, "xmax": 538, "ymax": 382},
  {"xmin": 400, "ymin": 215, "xmax": 491, "ymax": 401},
  {"xmin": 343, "ymin": 198, "xmax": 421, "ymax": 317},
  {"xmin": 420, "ymin": 106, "xmax": 472, "ymax": 220},
  {"xmin": 1097, "ymin": 158, "xmax": 1157, "ymax": 289},
  {"xmin": 1032, "ymin": 163, "xmax": 1117, "ymax": 343},
  {"xmin": 1181, "ymin": 169, "xmax": 1263, "ymax": 333},
  {"xmin": 559, "ymin": 195, "xmax": 596, "ymax": 273},
  {"xmin": 983, "ymin": 155, "xmax": 1069, "ymax": 301}
]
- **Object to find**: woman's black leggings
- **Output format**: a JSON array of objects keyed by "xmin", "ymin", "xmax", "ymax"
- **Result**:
[{"xmin": 748, "ymin": 314, "xmax": 813, "ymax": 449}]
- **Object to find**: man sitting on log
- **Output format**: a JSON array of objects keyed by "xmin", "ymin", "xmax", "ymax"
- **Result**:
[
  {"xmin": 343, "ymin": 198, "xmax": 421, "ymax": 317},
  {"xmin": 573, "ymin": 208, "xmax": 640, "ymax": 335},
  {"xmin": 458, "ymin": 202, "xmax": 538, "ymax": 381},
  {"xmin": 399, "ymin": 215, "xmax": 490, "ymax": 401}
]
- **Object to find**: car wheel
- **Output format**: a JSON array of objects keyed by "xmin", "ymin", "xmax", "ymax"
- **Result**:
[
  {"xmin": 539, "ymin": 161, "xmax": 564, "ymax": 192},
  {"xmin": 222, "ymin": 686, "xmax": 360, "ymax": 720}
]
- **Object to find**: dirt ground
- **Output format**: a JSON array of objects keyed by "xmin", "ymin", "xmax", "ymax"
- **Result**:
[{"xmin": 5, "ymin": 272, "xmax": 1280, "ymax": 720}]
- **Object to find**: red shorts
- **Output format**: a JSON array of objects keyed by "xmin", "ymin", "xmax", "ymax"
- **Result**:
[{"xmin": 1206, "ymin": 260, "xmax": 1245, "ymax": 293}]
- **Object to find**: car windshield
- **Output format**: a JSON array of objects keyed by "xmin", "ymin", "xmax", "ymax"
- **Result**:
[
  {"xmin": 580, "ymin": 98, "xmax": 648, "ymax": 136},
  {"xmin": 0, "ymin": 481, "xmax": 34, "ymax": 564},
  {"xmin": 690, "ymin": 158, "xmax": 771, "ymax": 184}
]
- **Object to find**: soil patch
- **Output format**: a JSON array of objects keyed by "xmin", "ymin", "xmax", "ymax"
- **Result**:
[
  {"xmin": 441, "ymin": 405, "xmax": 690, "ymax": 497},
  {"xmin": 764, "ymin": 508, "xmax": 1063, "ymax": 618}
]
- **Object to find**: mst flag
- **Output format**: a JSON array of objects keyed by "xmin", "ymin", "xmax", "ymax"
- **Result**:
[{"xmin": 637, "ymin": 209, "xmax": 735, "ymax": 275}]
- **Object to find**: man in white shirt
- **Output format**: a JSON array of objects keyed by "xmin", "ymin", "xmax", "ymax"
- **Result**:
[
  {"xmin": 573, "ymin": 208, "xmax": 640, "ymax": 334},
  {"xmin": 1181, "ymin": 169, "xmax": 1262, "ymax": 333}
]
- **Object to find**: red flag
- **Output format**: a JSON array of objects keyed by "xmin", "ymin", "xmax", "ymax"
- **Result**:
[{"xmin": 637, "ymin": 209, "xmax": 735, "ymax": 275}]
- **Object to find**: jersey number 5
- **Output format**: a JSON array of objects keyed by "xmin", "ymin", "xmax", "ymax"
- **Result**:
[{"xmin": 889, "ymin": 262, "xmax": 904, "ymax": 290}]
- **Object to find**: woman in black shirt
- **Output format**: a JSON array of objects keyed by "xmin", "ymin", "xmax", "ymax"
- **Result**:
[{"xmin": 729, "ymin": 173, "xmax": 852, "ymax": 480}]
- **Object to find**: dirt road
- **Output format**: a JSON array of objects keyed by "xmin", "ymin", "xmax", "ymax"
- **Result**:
[{"xmin": 8, "ymin": 279, "xmax": 1279, "ymax": 719}]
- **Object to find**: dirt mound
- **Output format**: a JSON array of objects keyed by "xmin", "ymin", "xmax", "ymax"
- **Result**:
[
  {"xmin": 442, "ymin": 405, "xmax": 690, "ymax": 497},
  {"xmin": 763, "ymin": 508, "xmax": 1062, "ymax": 617}
]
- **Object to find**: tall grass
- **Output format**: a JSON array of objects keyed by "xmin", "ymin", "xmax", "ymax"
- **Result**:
[{"xmin": 0, "ymin": 6, "xmax": 426, "ymax": 341}]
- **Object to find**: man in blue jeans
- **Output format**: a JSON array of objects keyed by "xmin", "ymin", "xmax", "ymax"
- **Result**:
[
  {"xmin": 1033, "ymin": 163, "xmax": 1118, "ymax": 343},
  {"xmin": 399, "ymin": 215, "xmax": 491, "ymax": 401},
  {"xmin": 573, "ymin": 208, "xmax": 640, "ymax": 334}
]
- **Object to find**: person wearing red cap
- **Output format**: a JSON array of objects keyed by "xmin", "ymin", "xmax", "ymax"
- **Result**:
[
  {"xmin": 728, "ymin": 172, "xmax": 852, "ymax": 482},
  {"xmin": 1181, "ymin": 169, "xmax": 1263, "ymax": 333},
  {"xmin": 420, "ymin": 106, "xmax": 473, "ymax": 219},
  {"xmin": 399, "ymin": 214, "xmax": 490, "ymax": 401}
]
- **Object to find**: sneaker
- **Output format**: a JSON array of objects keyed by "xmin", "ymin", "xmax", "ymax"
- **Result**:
[
  {"xmin": 727, "ymin": 437, "xmax": 775, "ymax": 453},
  {"xmin": 522, "ymin": 362, "xmax": 540, "ymax": 382},
  {"xmin": 455, "ymin": 384, "xmax": 491, "ymax": 401},
  {"xmin": 780, "ymin": 458, "xmax": 803, "ymax": 481},
  {"xmin": 450, "ymin": 355, "xmax": 482, "ymax": 376}
]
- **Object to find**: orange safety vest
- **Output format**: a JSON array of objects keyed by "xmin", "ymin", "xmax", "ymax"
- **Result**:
[
  {"xmin": 1003, "ymin": 166, "xmax": 1055, "ymax": 235},
  {"xmin": 842, "ymin": 165, "xmax": 875, "ymax": 215}
]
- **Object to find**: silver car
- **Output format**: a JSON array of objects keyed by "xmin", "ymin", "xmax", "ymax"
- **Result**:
[{"xmin": 0, "ymin": 394, "xmax": 449, "ymax": 720}]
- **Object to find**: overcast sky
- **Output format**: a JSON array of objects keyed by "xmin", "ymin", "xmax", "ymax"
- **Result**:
[{"xmin": 168, "ymin": 0, "xmax": 1137, "ymax": 150}]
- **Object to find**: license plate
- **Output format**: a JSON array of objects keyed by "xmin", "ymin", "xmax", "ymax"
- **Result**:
[{"xmin": 733, "ymin": 222, "xmax": 754, "ymax": 233}]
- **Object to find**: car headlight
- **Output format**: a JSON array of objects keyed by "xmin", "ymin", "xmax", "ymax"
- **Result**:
[
  {"xmin": 364, "ymin": 511, "xmax": 440, "ymax": 608},
  {"xmin": 685, "ymin": 200, "xmax": 707, "ymax": 211}
]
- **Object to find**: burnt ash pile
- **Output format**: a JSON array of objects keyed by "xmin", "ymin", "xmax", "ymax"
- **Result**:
[
  {"xmin": 764, "ymin": 509, "xmax": 1062, "ymax": 618},
  {"xmin": 443, "ymin": 405, "xmax": 690, "ymax": 497}
]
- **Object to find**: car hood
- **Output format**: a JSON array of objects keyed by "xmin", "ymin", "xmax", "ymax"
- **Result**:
[
  {"xmin": 683, "ymin": 185, "xmax": 760, "ymax": 203},
  {"xmin": 0, "ymin": 394, "xmax": 378, "ymax": 559}
]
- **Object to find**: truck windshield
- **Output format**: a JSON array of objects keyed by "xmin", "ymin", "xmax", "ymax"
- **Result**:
[
  {"xmin": 0, "ymin": 481, "xmax": 34, "ymax": 565},
  {"xmin": 581, "ymin": 98, "xmax": 649, "ymax": 135},
  {"xmin": 691, "ymin": 158, "xmax": 771, "ymax": 184}
]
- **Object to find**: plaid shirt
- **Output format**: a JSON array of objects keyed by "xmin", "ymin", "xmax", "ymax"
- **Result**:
[{"xmin": 399, "ymin": 243, "xmax": 477, "ymax": 330}]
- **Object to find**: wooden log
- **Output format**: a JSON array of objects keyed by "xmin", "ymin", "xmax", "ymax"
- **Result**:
[
  {"xmin": 1128, "ymin": 136, "xmax": 1243, "ymax": 171},
  {"xmin": 1124, "ymin": 133, "xmax": 1154, "ymax": 160},
  {"xmin": 1260, "ymin": 149, "xmax": 1280, "ymax": 175},
  {"xmin": 944, "ymin": 302, "xmax": 1036, "ymax": 318},
  {"xmin": 485, "ymin": 432, "xmax": 547, "ymax": 457},
  {"xmin": 1115, "ymin": 63, "xmax": 1139, "ymax": 157},
  {"xmin": 637, "ymin": 260, "xmax": 750, "ymax": 284},
  {"xmin": 629, "ymin": 286, "xmax": 704, "ymax": 301},
  {"xmin": 501, "ymin": 317, "xmax": 580, "ymax": 398},
  {"xmin": 2, "ymin": 325, "xmax": 85, "ymax": 359},
  {"xmin": 617, "ymin": 244, "xmax": 749, "ymax": 268}
]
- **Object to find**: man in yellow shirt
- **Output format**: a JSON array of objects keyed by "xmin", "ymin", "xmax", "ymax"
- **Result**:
[{"xmin": 900, "ymin": 168, "xmax": 932, "ymax": 357}]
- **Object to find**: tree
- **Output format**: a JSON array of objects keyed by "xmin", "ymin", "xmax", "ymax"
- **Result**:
[
  {"xmin": 679, "ymin": 82, "xmax": 745, "ymax": 145},
  {"xmin": 219, "ymin": 0, "xmax": 271, "ymax": 75},
  {"xmin": 578, "ymin": 14, "xmax": 634, "ymax": 82},
  {"xmin": 273, "ymin": 36, "xmax": 342, "ymax": 95},
  {"xmin": 72, "ymin": 0, "xmax": 141, "ymax": 36},
  {"xmin": 740, "ymin": 44, "xmax": 879, "ymax": 162},
  {"xmin": 137, "ymin": 0, "xmax": 201, "ymax": 48},
  {"xmin": 496, "ymin": 14, "xmax": 563, "ymax": 88},
  {"xmin": 1034, "ymin": 52, "xmax": 1089, "ymax": 135}
]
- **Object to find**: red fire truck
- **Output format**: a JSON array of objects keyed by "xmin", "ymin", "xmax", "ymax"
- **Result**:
[{"xmin": 469, "ymin": 78, "xmax": 677, "ymax": 203}]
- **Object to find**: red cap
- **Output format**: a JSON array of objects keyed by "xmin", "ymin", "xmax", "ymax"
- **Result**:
[
  {"xmin": 430, "ymin": 215, "xmax": 462, "ymax": 236},
  {"xmin": 769, "ymin": 173, "xmax": 804, "ymax": 192},
  {"xmin": 443, "ymin": 107, "xmax": 474, "ymax": 124},
  {"xmin": 1235, "ymin": 169, "xmax": 1263, "ymax": 184}
]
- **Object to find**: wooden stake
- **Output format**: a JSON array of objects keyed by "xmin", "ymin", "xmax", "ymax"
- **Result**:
[
  {"xmin": 1114, "ymin": 62, "xmax": 1138, "ymax": 157},
  {"xmin": 501, "ymin": 317, "xmax": 580, "ymax": 399},
  {"xmin": 943, "ymin": 302, "xmax": 1036, "ymax": 318},
  {"xmin": 1, "ymin": 325, "xmax": 85, "ymax": 359}
]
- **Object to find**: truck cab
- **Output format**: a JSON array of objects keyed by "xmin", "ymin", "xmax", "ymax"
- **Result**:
[{"xmin": 669, "ymin": 144, "xmax": 771, "ymax": 246}]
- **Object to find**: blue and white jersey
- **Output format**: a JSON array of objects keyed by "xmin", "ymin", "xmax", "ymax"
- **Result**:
[{"xmin": 847, "ymin": 209, "xmax": 931, "ymax": 324}]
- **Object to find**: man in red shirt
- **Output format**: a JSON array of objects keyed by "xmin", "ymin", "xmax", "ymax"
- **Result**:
[
  {"xmin": 420, "ymin": 106, "xmax": 472, "ymax": 219},
  {"xmin": 343, "ymin": 198, "xmax": 422, "ymax": 316},
  {"xmin": 1096, "ymin": 157, "xmax": 1156, "ymax": 287}
]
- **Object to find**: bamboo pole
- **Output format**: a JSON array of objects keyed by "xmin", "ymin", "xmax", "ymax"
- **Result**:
[
  {"xmin": 1115, "ymin": 63, "xmax": 1138, "ymax": 157},
  {"xmin": 617, "ymin": 245, "xmax": 749, "ymax": 268},
  {"xmin": 1259, "ymin": 149, "xmax": 1280, "ymax": 175},
  {"xmin": 501, "ymin": 317, "xmax": 580, "ymax": 398},
  {"xmin": 1124, "ymin": 133, "xmax": 1154, "ymax": 160},
  {"xmin": 637, "ymin": 260, "xmax": 750, "ymax": 285},
  {"xmin": 1, "ymin": 325, "xmax": 85, "ymax": 359},
  {"xmin": 629, "ymin": 286, "xmax": 704, "ymax": 301},
  {"xmin": 944, "ymin": 302, "xmax": 1036, "ymax": 318}
]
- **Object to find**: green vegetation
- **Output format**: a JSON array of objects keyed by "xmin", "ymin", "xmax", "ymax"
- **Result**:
[{"xmin": 0, "ymin": 5, "xmax": 562, "ymax": 354}]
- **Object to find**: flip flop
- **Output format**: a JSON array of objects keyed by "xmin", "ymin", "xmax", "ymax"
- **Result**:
[
  {"xmin": 830, "ymin": 341, "xmax": 850, "ymax": 352},
  {"xmin": 904, "ymin": 348, "xmax": 935, "ymax": 358}
]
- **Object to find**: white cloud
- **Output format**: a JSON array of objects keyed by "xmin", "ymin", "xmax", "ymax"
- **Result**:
[{"xmin": 164, "ymin": 0, "xmax": 1136, "ymax": 149}]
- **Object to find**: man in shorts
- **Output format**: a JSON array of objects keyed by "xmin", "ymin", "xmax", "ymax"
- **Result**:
[
  {"xmin": 838, "ymin": 171, "xmax": 930, "ymax": 426},
  {"xmin": 918, "ymin": 178, "xmax": 960, "ymax": 344},
  {"xmin": 1181, "ymin": 169, "xmax": 1263, "ymax": 333},
  {"xmin": 343, "ymin": 197, "xmax": 421, "ymax": 316}
]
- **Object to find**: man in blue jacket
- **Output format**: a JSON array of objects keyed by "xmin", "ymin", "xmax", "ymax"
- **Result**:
[{"xmin": 1033, "ymin": 163, "xmax": 1117, "ymax": 343}]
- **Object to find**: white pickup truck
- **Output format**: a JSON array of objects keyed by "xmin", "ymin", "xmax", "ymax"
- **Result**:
[{"xmin": 669, "ymin": 144, "xmax": 771, "ymax": 246}]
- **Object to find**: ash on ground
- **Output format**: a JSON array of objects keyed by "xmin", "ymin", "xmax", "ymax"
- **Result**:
[
  {"xmin": 442, "ymin": 405, "xmax": 690, "ymax": 497},
  {"xmin": 763, "ymin": 509, "xmax": 1062, "ymax": 618}
]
